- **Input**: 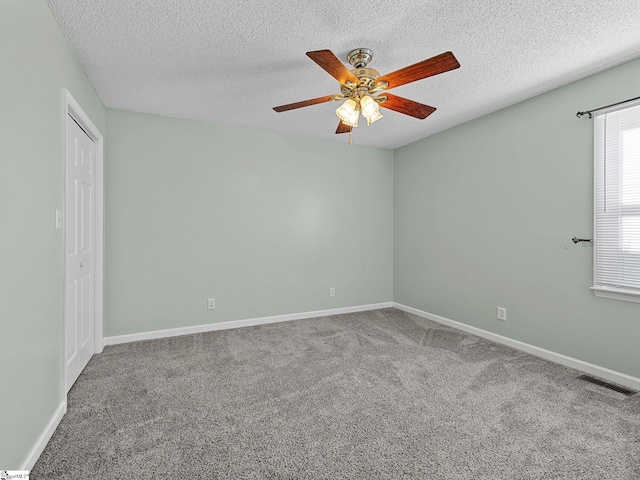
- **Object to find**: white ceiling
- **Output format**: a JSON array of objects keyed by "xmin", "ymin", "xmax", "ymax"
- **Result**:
[{"xmin": 46, "ymin": 0, "xmax": 640, "ymax": 150}]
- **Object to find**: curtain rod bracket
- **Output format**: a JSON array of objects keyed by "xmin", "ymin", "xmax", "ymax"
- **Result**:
[{"xmin": 572, "ymin": 237, "xmax": 592, "ymax": 244}]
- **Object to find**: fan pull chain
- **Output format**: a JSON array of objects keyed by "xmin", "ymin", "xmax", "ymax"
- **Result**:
[{"xmin": 349, "ymin": 131, "xmax": 352, "ymax": 145}]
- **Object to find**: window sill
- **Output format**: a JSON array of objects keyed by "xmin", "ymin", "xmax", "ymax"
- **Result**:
[{"xmin": 591, "ymin": 286, "xmax": 640, "ymax": 304}]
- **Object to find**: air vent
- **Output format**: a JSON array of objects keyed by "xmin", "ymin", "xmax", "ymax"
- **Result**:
[{"xmin": 577, "ymin": 375, "xmax": 637, "ymax": 396}]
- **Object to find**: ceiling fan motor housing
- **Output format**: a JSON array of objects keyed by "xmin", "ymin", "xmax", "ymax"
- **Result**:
[{"xmin": 341, "ymin": 67, "xmax": 381, "ymax": 97}]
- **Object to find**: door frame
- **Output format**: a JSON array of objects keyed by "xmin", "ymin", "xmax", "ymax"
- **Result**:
[{"xmin": 64, "ymin": 90, "xmax": 104, "ymax": 393}]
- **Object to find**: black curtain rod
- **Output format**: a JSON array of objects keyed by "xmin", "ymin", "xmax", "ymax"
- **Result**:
[{"xmin": 576, "ymin": 95, "xmax": 640, "ymax": 119}]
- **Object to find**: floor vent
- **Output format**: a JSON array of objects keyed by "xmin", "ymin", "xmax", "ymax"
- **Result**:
[{"xmin": 577, "ymin": 375, "xmax": 637, "ymax": 396}]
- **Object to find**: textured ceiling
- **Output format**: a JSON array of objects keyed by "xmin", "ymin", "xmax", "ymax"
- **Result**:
[{"xmin": 46, "ymin": 0, "xmax": 640, "ymax": 150}]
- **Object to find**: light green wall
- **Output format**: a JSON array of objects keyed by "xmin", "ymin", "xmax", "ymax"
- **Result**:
[
  {"xmin": 394, "ymin": 58, "xmax": 640, "ymax": 378},
  {"xmin": 104, "ymin": 109, "xmax": 393, "ymax": 336},
  {"xmin": 0, "ymin": 0, "xmax": 105, "ymax": 468}
]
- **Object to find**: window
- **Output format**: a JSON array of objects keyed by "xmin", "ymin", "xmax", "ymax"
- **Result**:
[{"xmin": 593, "ymin": 100, "xmax": 640, "ymax": 303}]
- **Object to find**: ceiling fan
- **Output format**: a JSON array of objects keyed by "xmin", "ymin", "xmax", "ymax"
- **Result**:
[{"xmin": 273, "ymin": 48, "xmax": 460, "ymax": 139}]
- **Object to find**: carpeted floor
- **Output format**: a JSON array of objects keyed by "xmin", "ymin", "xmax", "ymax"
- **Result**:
[{"xmin": 32, "ymin": 308, "xmax": 640, "ymax": 479}]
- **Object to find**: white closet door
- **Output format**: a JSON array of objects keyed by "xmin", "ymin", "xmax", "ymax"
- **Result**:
[{"xmin": 65, "ymin": 113, "xmax": 96, "ymax": 392}]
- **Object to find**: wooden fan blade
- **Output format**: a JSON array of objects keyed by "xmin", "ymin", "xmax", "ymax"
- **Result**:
[
  {"xmin": 306, "ymin": 50, "xmax": 359, "ymax": 86},
  {"xmin": 379, "ymin": 93, "xmax": 436, "ymax": 119},
  {"xmin": 376, "ymin": 52, "xmax": 460, "ymax": 90},
  {"xmin": 336, "ymin": 120, "xmax": 352, "ymax": 134},
  {"xmin": 273, "ymin": 95, "xmax": 337, "ymax": 112}
]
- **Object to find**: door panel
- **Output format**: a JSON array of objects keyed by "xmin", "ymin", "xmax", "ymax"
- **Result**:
[
  {"xmin": 66, "ymin": 178, "xmax": 77, "ymax": 255},
  {"xmin": 81, "ymin": 182, "xmax": 92, "ymax": 253},
  {"xmin": 80, "ymin": 273, "xmax": 93, "ymax": 345},
  {"xmin": 65, "ymin": 280, "xmax": 78, "ymax": 361}
]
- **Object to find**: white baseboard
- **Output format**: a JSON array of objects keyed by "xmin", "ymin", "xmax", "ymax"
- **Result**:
[
  {"xmin": 21, "ymin": 400, "xmax": 66, "ymax": 470},
  {"xmin": 104, "ymin": 302, "xmax": 394, "ymax": 346},
  {"xmin": 393, "ymin": 302, "xmax": 640, "ymax": 391}
]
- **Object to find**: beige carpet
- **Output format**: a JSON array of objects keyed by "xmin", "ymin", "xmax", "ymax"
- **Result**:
[{"xmin": 32, "ymin": 308, "xmax": 640, "ymax": 479}]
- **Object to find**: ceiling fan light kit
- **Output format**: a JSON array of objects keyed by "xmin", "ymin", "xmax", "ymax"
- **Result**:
[{"xmin": 274, "ymin": 47, "xmax": 460, "ymax": 144}]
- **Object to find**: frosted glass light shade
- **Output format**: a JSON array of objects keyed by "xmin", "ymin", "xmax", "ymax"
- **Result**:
[
  {"xmin": 336, "ymin": 98, "xmax": 359, "ymax": 127},
  {"xmin": 360, "ymin": 95, "xmax": 383, "ymax": 125}
]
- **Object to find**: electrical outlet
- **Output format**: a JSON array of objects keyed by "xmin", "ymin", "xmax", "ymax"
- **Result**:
[
  {"xmin": 329, "ymin": 287, "xmax": 336, "ymax": 297},
  {"xmin": 497, "ymin": 307, "xmax": 506, "ymax": 321},
  {"xmin": 207, "ymin": 298, "xmax": 216, "ymax": 310}
]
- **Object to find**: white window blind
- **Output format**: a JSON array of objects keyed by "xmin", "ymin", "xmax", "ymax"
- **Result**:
[{"xmin": 593, "ymin": 100, "xmax": 640, "ymax": 303}]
